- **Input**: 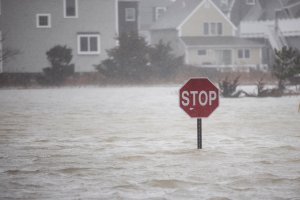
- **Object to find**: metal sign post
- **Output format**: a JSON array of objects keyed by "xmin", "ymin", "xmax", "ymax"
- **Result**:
[
  {"xmin": 197, "ymin": 118, "xmax": 202, "ymax": 149},
  {"xmin": 179, "ymin": 78, "xmax": 219, "ymax": 149}
]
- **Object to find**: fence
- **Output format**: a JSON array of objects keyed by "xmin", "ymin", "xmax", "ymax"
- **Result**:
[{"xmin": 240, "ymin": 18, "xmax": 300, "ymax": 37}]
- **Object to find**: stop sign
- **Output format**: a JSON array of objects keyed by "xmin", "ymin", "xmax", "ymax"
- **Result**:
[{"xmin": 179, "ymin": 78, "xmax": 219, "ymax": 118}]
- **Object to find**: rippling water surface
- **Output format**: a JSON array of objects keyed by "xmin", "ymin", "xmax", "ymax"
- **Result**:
[{"xmin": 0, "ymin": 86, "xmax": 300, "ymax": 200}]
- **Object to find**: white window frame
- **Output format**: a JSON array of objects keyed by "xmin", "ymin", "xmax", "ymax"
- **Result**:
[
  {"xmin": 125, "ymin": 8, "xmax": 136, "ymax": 22},
  {"xmin": 36, "ymin": 14, "xmax": 51, "ymax": 28},
  {"xmin": 77, "ymin": 34, "xmax": 101, "ymax": 55},
  {"xmin": 238, "ymin": 49, "xmax": 251, "ymax": 59},
  {"xmin": 246, "ymin": 0, "xmax": 255, "ymax": 5},
  {"xmin": 64, "ymin": 0, "xmax": 78, "ymax": 18},
  {"xmin": 155, "ymin": 7, "xmax": 166, "ymax": 21},
  {"xmin": 203, "ymin": 22, "xmax": 223, "ymax": 36}
]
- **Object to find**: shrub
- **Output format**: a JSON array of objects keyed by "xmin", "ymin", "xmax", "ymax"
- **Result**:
[
  {"xmin": 95, "ymin": 34, "xmax": 183, "ymax": 83},
  {"xmin": 42, "ymin": 45, "xmax": 74, "ymax": 85},
  {"xmin": 149, "ymin": 40, "xmax": 184, "ymax": 79},
  {"xmin": 218, "ymin": 76, "xmax": 240, "ymax": 97},
  {"xmin": 95, "ymin": 33, "xmax": 150, "ymax": 82}
]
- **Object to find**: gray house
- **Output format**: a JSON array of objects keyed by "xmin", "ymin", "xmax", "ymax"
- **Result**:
[
  {"xmin": 0, "ymin": 0, "xmax": 139, "ymax": 73},
  {"xmin": 150, "ymin": 0, "xmax": 267, "ymax": 71},
  {"xmin": 150, "ymin": 0, "xmax": 300, "ymax": 71}
]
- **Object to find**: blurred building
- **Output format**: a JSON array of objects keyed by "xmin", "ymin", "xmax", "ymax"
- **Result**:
[
  {"xmin": 0, "ymin": 0, "xmax": 139, "ymax": 73},
  {"xmin": 149, "ymin": 0, "xmax": 300, "ymax": 71},
  {"xmin": 237, "ymin": 0, "xmax": 300, "ymax": 67},
  {"xmin": 138, "ymin": 0, "xmax": 175, "ymax": 43},
  {"xmin": 150, "ymin": 0, "xmax": 268, "ymax": 72},
  {"xmin": 1, "ymin": 0, "xmax": 300, "ymax": 74}
]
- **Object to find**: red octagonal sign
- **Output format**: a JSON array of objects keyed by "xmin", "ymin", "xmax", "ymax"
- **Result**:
[{"xmin": 179, "ymin": 78, "xmax": 219, "ymax": 118}]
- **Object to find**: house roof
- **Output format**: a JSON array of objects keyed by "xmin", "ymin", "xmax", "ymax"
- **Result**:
[
  {"xmin": 229, "ymin": 0, "xmax": 300, "ymax": 26},
  {"xmin": 211, "ymin": 0, "xmax": 235, "ymax": 14},
  {"xmin": 181, "ymin": 36, "xmax": 265, "ymax": 47},
  {"xmin": 139, "ymin": 0, "xmax": 176, "ymax": 31},
  {"xmin": 229, "ymin": 0, "xmax": 256, "ymax": 26},
  {"xmin": 241, "ymin": 0, "xmax": 300, "ymax": 21},
  {"xmin": 284, "ymin": 0, "xmax": 300, "ymax": 18},
  {"xmin": 151, "ymin": 0, "xmax": 236, "ymax": 31},
  {"xmin": 258, "ymin": 0, "xmax": 285, "ymax": 20},
  {"xmin": 151, "ymin": 0, "xmax": 203, "ymax": 30}
]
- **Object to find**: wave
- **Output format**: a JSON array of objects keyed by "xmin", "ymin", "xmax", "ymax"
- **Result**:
[{"xmin": 143, "ymin": 179, "xmax": 196, "ymax": 189}]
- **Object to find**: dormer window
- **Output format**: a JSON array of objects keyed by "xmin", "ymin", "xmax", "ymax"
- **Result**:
[
  {"xmin": 154, "ymin": 7, "xmax": 166, "ymax": 21},
  {"xmin": 203, "ymin": 22, "xmax": 223, "ymax": 36},
  {"xmin": 125, "ymin": 8, "xmax": 136, "ymax": 22},
  {"xmin": 246, "ymin": 0, "xmax": 255, "ymax": 5}
]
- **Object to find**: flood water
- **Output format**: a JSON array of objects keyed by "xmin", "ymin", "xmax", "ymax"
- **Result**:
[{"xmin": 0, "ymin": 86, "xmax": 300, "ymax": 200}]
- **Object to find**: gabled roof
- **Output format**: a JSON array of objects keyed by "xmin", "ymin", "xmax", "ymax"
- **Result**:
[
  {"xmin": 151, "ymin": 0, "xmax": 236, "ymax": 31},
  {"xmin": 181, "ymin": 36, "xmax": 265, "ymax": 47},
  {"xmin": 177, "ymin": 0, "xmax": 237, "ymax": 31},
  {"xmin": 151, "ymin": 0, "xmax": 202, "ymax": 30},
  {"xmin": 211, "ymin": 0, "xmax": 235, "ymax": 14}
]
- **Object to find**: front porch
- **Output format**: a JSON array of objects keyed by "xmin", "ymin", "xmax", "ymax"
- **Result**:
[{"xmin": 181, "ymin": 36, "xmax": 267, "ymax": 72}]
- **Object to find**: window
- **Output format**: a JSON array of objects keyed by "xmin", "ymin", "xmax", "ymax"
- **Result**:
[
  {"xmin": 0, "ymin": 0, "xmax": 2, "ymax": 16},
  {"xmin": 77, "ymin": 34, "xmax": 100, "ymax": 55},
  {"xmin": 154, "ymin": 7, "xmax": 166, "ymax": 21},
  {"xmin": 217, "ymin": 23, "xmax": 223, "ymax": 35},
  {"xmin": 64, "ymin": 0, "xmax": 78, "ymax": 18},
  {"xmin": 246, "ymin": 0, "xmax": 255, "ymax": 5},
  {"xmin": 238, "ymin": 49, "xmax": 243, "ymax": 58},
  {"xmin": 36, "ymin": 14, "xmax": 51, "ymax": 28},
  {"xmin": 238, "ymin": 49, "xmax": 250, "ymax": 59},
  {"xmin": 198, "ymin": 50, "xmax": 207, "ymax": 56},
  {"xmin": 245, "ymin": 49, "xmax": 250, "ymax": 58},
  {"xmin": 211, "ymin": 23, "xmax": 216, "ymax": 35},
  {"xmin": 204, "ymin": 23, "xmax": 209, "ymax": 35},
  {"xmin": 203, "ymin": 22, "xmax": 223, "ymax": 36},
  {"xmin": 125, "ymin": 8, "xmax": 136, "ymax": 22}
]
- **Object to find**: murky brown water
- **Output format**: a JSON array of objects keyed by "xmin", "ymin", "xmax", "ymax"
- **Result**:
[{"xmin": 0, "ymin": 87, "xmax": 300, "ymax": 199}]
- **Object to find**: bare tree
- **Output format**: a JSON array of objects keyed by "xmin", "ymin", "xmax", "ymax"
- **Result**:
[{"xmin": 0, "ymin": 33, "xmax": 20, "ymax": 63}]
